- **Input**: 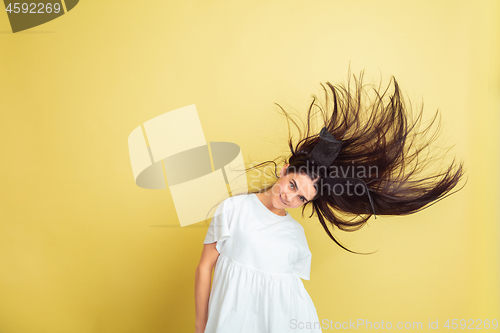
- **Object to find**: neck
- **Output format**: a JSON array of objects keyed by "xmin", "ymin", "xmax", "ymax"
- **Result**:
[{"xmin": 256, "ymin": 191, "xmax": 287, "ymax": 217}]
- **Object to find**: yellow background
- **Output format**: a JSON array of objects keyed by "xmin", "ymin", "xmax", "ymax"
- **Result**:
[{"xmin": 0, "ymin": 1, "xmax": 498, "ymax": 332}]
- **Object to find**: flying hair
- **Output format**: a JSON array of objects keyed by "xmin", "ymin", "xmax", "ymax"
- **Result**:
[{"xmin": 245, "ymin": 71, "xmax": 466, "ymax": 254}]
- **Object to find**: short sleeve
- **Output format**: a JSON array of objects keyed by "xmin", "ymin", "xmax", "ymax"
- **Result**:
[
  {"xmin": 293, "ymin": 250, "xmax": 312, "ymax": 280},
  {"xmin": 203, "ymin": 198, "xmax": 232, "ymax": 254}
]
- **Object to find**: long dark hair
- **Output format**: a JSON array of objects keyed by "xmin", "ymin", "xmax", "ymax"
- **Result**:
[{"xmin": 247, "ymin": 71, "xmax": 466, "ymax": 254}]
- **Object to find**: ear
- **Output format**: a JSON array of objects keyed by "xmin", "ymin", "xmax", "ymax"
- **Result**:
[{"xmin": 279, "ymin": 164, "xmax": 289, "ymax": 177}]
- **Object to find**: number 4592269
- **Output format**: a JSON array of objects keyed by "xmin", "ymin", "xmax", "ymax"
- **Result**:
[
  {"xmin": 444, "ymin": 319, "xmax": 498, "ymax": 329},
  {"xmin": 5, "ymin": 3, "xmax": 62, "ymax": 14}
]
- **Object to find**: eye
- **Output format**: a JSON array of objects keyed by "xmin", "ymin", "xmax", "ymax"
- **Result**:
[{"xmin": 290, "ymin": 181, "xmax": 307, "ymax": 203}]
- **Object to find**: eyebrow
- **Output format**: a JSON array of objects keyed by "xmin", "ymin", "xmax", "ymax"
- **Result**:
[{"xmin": 292, "ymin": 178, "xmax": 310, "ymax": 202}]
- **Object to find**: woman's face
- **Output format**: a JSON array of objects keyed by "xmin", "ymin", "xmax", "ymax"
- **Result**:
[{"xmin": 271, "ymin": 164, "xmax": 318, "ymax": 210}]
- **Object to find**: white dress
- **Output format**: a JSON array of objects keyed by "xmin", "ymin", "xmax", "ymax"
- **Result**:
[{"xmin": 203, "ymin": 193, "xmax": 322, "ymax": 333}]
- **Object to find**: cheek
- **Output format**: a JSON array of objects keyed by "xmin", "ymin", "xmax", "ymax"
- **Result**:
[
  {"xmin": 272, "ymin": 182, "xmax": 285, "ymax": 196},
  {"xmin": 276, "ymin": 180, "xmax": 287, "ymax": 192}
]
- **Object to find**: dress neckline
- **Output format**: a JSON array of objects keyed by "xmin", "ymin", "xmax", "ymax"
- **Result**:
[{"xmin": 250, "ymin": 193, "xmax": 290, "ymax": 219}]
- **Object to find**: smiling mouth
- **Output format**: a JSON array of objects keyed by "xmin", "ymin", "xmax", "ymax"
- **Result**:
[{"xmin": 280, "ymin": 195, "xmax": 288, "ymax": 205}]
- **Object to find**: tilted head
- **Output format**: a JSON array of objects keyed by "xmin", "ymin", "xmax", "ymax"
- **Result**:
[{"xmin": 270, "ymin": 164, "xmax": 320, "ymax": 210}]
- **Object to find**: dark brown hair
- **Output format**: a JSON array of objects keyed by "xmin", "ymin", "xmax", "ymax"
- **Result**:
[{"xmin": 248, "ymin": 71, "xmax": 466, "ymax": 254}]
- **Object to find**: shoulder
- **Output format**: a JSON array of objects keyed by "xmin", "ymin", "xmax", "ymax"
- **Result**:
[
  {"xmin": 215, "ymin": 193, "xmax": 252, "ymax": 213},
  {"xmin": 286, "ymin": 216, "xmax": 310, "ymax": 243},
  {"xmin": 286, "ymin": 214, "xmax": 306, "ymax": 231}
]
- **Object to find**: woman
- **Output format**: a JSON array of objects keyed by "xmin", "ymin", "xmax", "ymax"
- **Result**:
[{"xmin": 195, "ymin": 72, "xmax": 465, "ymax": 333}]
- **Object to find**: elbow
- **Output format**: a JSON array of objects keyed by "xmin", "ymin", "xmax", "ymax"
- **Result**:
[{"xmin": 196, "ymin": 263, "xmax": 214, "ymax": 274}]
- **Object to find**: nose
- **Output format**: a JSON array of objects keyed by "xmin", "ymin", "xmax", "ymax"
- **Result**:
[{"xmin": 284, "ymin": 192, "xmax": 299, "ymax": 203}]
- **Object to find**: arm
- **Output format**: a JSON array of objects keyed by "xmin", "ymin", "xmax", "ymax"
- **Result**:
[{"xmin": 195, "ymin": 242, "xmax": 220, "ymax": 333}]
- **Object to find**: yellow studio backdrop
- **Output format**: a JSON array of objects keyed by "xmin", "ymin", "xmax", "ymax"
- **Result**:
[{"xmin": 0, "ymin": 1, "xmax": 498, "ymax": 332}]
